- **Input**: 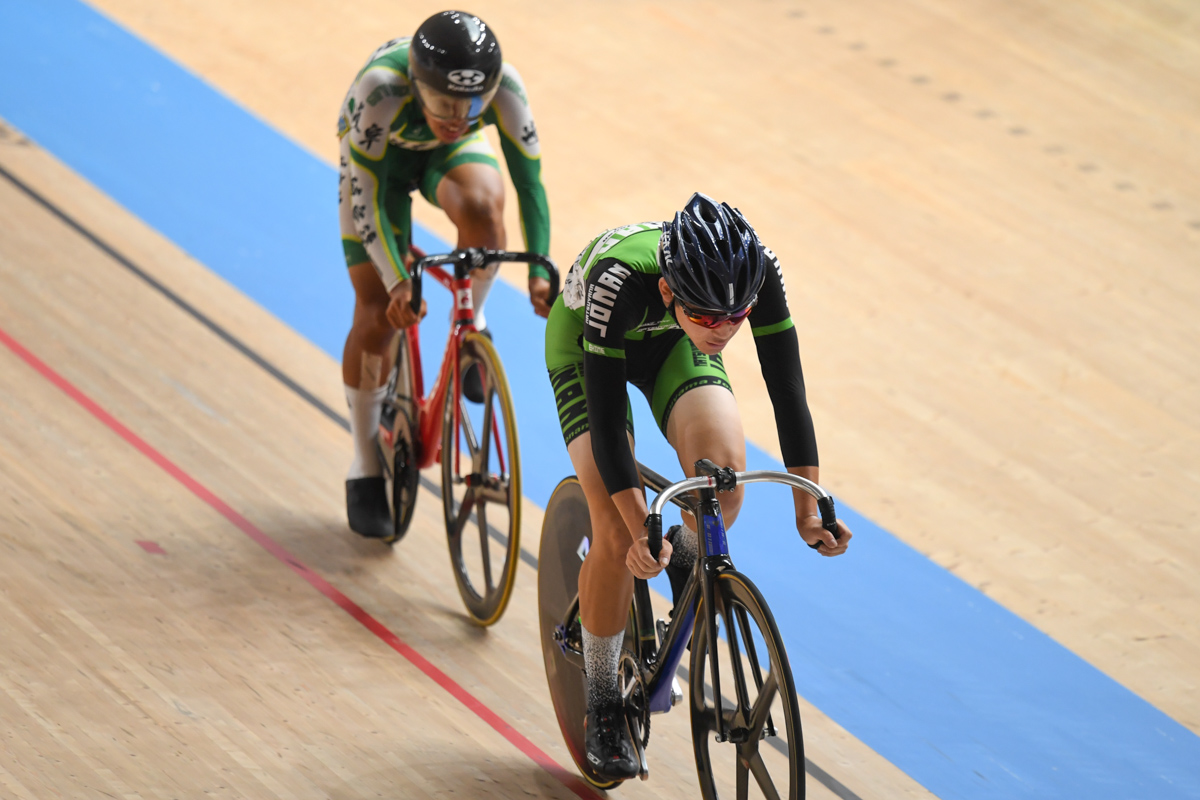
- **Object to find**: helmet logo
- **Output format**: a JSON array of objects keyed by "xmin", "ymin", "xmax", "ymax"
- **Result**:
[
  {"xmin": 448, "ymin": 69, "xmax": 486, "ymax": 87},
  {"xmin": 728, "ymin": 283, "xmax": 735, "ymax": 305}
]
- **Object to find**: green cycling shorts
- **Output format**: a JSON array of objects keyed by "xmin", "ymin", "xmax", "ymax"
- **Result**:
[
  {"xmin": 544, "ymin": 298, "xmax": 733, "ymax": 446},
  {"xmin": 340, "ymin": 130, "xmax": 499, "ymax": 267}
]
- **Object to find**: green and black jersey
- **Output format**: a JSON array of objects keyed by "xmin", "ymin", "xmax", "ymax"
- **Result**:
[
  {"xmin": 545, "ymin": 222, "xmax": 818, "ymax": 495},
  {"xmin": 337, "ymin": 37, "xmax": 549, "ymax": 289}
]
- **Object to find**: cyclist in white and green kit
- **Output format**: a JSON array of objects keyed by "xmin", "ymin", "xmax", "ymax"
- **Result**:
[
  {"xmin": 545, "ymin": 193, "xmax": 853, "ymax": 779},
  {"xmin": 338, "ymin": 11, "xmax": 552, "ymax": 538}
]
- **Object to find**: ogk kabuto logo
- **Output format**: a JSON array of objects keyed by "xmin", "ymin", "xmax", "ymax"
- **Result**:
[{"xmin": 448, "ymin": 69, "xmax": 486, "ymax": 87}]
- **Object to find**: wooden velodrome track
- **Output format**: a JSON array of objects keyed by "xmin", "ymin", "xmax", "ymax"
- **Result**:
[{"xmin": 1, "ymin": 0, "xmax": 1197, "ymax": 798}]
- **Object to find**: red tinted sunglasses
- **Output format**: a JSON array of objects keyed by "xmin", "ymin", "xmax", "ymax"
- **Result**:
[{"xmin": 674, "ymin": 297, "xmax": 757, "ymax": 328}]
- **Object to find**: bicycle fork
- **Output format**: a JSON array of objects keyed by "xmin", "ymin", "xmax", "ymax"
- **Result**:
[{"xmin": 697, "ymin": 490, "xmax": 735, "ymax": 744}]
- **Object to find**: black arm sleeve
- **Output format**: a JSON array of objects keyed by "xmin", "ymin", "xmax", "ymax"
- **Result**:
[
  {"xmin": 584, "ymin": 352, "xmax": 641, "ymax": 494},
  {"xmin": 749, "ymin": 244, "xmax": 819, "ymax": 468},
  {"xmin": 755, "ymin": 327, "xmax": 819, "ymax": 468},
  {"xmin": 580, "ymin": 257, "xmax": 645, "ymax": 496}
]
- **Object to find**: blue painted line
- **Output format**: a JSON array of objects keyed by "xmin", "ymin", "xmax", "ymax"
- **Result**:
[{"xmin": 3, "ymin": 3, "xmax": 1198, "ymax": 798}]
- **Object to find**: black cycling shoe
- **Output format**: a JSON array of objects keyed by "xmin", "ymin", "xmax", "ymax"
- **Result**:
[
  {"xmin": 345, "ymin": 477, "xmax": 392, "ymax": 539},
  {"xmin": 584, "ymin": 703, "xmax": 640, "ymax": 781},
  {"xmin": 461, "ymin": 328, "xmax": 492, "ymax": 403}
]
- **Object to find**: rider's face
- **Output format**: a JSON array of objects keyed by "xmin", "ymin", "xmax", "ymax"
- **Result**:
[
  {"xmin": 425, "ymin": 114, "xmax": 469, "ymax": 144},
  {"xmin": 415, "ymin": 80, "xmax": 495, "ymax": 144},
  {"xmin": 658, "ymin": 279, "xmax": 747, "ymax": 355}
]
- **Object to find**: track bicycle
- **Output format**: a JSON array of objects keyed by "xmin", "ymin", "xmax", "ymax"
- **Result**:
[
  {"xmin": 538, "ymin": 459, "xmax": 841, "ymax": 798},
  {"xmin": 376, "ymin": 246, "xmax": 559, "ymax": 626}
]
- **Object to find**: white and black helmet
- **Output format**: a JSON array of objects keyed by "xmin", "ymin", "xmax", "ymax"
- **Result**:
[{"xmin": 409, "ymin": 11, "xmax": 502, "ymax": 121}]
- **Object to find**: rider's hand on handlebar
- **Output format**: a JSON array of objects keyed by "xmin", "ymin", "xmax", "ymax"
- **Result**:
[
  {"xmin": 529, "ymin": 276, "xmax": 552, "ymax": 318},
  {"xmin": 386, "ymin": 279, "xmax": 428, "ymax": 329},
  {"xmin": 626, "ymin": 535, "xmax": 672, "ymax": 579},
  {"xmin": 799, "ymin": 515, "xmax": 852, "ymax": 557}
]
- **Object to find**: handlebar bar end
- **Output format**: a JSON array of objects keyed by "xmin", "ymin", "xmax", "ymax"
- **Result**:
[
  {"xmin": 808, "ymin": 495, "xmax": 841, "ymax": 551},
  {"xmin": 645, "ymin": 513, "xmax": 663, "ymax": 560}
]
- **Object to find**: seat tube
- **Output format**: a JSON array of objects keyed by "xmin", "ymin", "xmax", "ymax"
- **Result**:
[
  {"xmin": 633, "ymin": 579, "xmax": 656, "ymax": 663},
  {"xmin": 449, "ymin": 271, "xmax": 473, "ymax": 475}
]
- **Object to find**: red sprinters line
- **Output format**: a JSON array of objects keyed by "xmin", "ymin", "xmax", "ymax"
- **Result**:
[{"xmin": 0, "ymin": 326, "xmax": 598, "ymax": 800}]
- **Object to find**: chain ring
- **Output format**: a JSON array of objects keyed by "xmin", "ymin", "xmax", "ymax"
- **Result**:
[{"xmin": 617, "ymin": 651, "xmax": 651, "ymax": 748}]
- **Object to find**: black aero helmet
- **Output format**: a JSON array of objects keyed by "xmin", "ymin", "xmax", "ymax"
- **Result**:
[
  {"xmin": 410, "ymin": 11, "xmax": 502, "ymax": 121},
  {"xmin": 660, "ymin": 192, "xmax": 767, "ymax": 314}
]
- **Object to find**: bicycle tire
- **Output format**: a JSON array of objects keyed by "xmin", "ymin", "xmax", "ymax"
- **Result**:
[
  {"xmin": 536, "ymin": 477, "xmax": 626, "ymax": 790},
  {"xmin": 441, "ymin": 331, "xmax": 521, "ymax": 626},
  {"xmin": 690, "ymin": 571, "xmax": 805, "ymax": 800},
  {"xmin": 382, "ymin": 331, "xmax": 419, "ymax": 543}
]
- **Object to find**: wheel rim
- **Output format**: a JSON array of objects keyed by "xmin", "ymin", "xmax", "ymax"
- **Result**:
[
  {"xmin": 442, "ymin": 333, "xmax": 520, "ymax": 625},
  {"xmin": 690, "ymin": 573, "xmax": 804, "ymax": 800}
]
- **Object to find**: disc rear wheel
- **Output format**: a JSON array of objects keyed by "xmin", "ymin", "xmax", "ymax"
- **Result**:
[
  {"xmin": 537, "ymin": 478, "xmax": 633, "ymax": 789},
  {"xmin": 441, "ymin": 331, "xmax": 521, "ymax": 625}
]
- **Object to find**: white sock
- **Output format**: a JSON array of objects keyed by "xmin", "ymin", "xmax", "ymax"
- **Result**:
[
  {"xmin": 345, "ymin": 384, "xmax": 388, "ymax": 479},
  {"xmin": 582, "ymin": 625, "xmax": 624, "ymax": 710},
  {"xmin": 471, "ymin": 264, "xmax": 498, "ymax": 331}
]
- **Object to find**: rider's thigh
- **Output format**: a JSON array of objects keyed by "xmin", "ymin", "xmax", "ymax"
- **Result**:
[
  {"xmin": 435, "ymin": 162, "xmax": 506, "ymax": 247},
  {"xmin": 665, "ymin": 384, "xmax": 747, "ymax": 521},
  {"xmin": 566, "ymin": 431, "xmax": 636, "ymax": 561}
]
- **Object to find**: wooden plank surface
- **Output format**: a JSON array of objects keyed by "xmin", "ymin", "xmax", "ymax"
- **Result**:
[
  {"xmin": 81, "ymin": 0, "xmax": 1199, "ymax": 731},
  {"xmin": 0, "ymin": 124, "xmax": 932, "ymax": 798},
  {"xmin": 2, "ymin": 0, "xmax": 1198, "ymax": 795}
]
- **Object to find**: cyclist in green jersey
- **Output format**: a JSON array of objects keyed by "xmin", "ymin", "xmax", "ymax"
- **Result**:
[
  {"xmin": 338, "ymin": 11, "xmax": 552, "ymax": 539},
  {"xmin": 544, "ymin": 193, "xmax": 853, "ymax": 779}
]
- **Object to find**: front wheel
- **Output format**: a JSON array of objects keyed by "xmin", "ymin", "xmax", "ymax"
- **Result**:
[
  {"xmin": 690, "ymin": 571, "xmax": 805, "ymax": 800},
  {"xmin": 441, "ymin": 331, "xmax": 521, "ymax": 626}
]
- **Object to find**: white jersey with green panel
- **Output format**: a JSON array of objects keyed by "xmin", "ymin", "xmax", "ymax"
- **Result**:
[{"xmin": 337, "ymin": 37, "xmax": 549, "ymax": 289}]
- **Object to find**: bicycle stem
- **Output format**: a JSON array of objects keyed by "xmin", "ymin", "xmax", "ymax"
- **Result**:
[{"xmin": 408, "ymin": 248, "xmax": 560, "ymax": 314}]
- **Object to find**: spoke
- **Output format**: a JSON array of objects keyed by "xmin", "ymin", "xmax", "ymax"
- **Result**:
[
  {"xmin": 726, "ymin": 606, "xmax": 753, "ymax": 714},
  {"xmin": 458, "ymin": 395, "xmax": 480, "ymax": 455},
  {"xmin": 476, "ymin": 382, "xmax": 495, "ymax": 473},
  {"xmin": 451, "ymin": 487, "xmax": 475, "ymax": 539},
  {"xmin": 737, "ymin": 605, "xmax": 767, "ymax": 694},
  {"xmin": 748, "ymin": 670, "xmax": 779, "ymax": 734},
  {"xmin": 477, "ymin": 502, "xmax": 493, "ymax": 591},
  {"xmin": 748, "ymin": 751, "xmax": 783, "ymax": 800},
  {"xmin": 488, "ymin": 386, "xmax": 508, "ymax": 475}
]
